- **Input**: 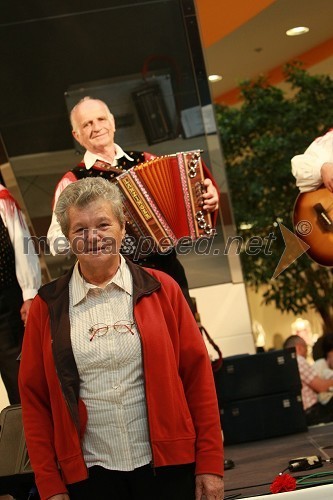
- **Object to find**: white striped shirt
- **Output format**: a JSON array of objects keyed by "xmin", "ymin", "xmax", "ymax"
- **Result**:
[{"xmin": 69, "ymin": 256, "xmax": 152, "ymax": 470}]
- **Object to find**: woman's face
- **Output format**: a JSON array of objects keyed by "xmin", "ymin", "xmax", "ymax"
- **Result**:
[{"xmin": 67, "ymin": 198, "xmax": 125, "ymax": 271}]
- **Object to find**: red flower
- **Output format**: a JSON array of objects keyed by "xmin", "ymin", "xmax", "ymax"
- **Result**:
[{"xmin": 270, "ymin": 474, "xmax": 297, "ymax": 493}]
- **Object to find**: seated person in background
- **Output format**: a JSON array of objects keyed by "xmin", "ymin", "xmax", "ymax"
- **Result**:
[
  {"xmin": 283, "ymin": 335, "xmax": 333, "ymax": 425},
  {"xmin": 314, "ymin": 333, "xmax": 333, "ymax": 404},
  {"xmin": 312, "ymin": 335, "xmax": 324, "ymax": 361},
  {"xmin": 314, "ymin": 333, "xmax": 333, "ymax": 378},
  {"xmin": 291, "ymin": 129, "xmax": 333, "ymax": 193}
]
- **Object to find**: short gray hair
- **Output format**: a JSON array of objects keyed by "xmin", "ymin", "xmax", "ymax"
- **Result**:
[
  {"xmin": 70, "ymin": 96, "xmax": 114, "ymax": 131},
  {"xmin": 55, "ymin": 177, "xmax": 125, "ymax": 237}
]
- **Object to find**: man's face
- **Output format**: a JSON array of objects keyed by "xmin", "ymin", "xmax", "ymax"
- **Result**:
[
  {"xmin": 72, "ymin": 100, "xmax": 116, "ymax": 153},
  {"xmin": 67, "ymin": 199, "xmax": 125, "ymax": 271}
]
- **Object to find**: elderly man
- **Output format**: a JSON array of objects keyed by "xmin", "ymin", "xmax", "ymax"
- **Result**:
[
  {"xmin": 47, "ymin": 97, "xmax": 219, "ymax": 310},
  {"xmin": 19, "ymin": 178, "xmax": 224, "ymax": 500}
]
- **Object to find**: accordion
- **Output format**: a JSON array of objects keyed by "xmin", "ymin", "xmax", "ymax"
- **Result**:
[{"xmin": 116, "ymin": 151, "xmax": 214, "ymax": 252}]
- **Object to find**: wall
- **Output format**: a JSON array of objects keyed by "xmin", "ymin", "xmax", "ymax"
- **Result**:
[
  {"xmin": 247, "ymin": 286, "xmax": 323, "ymax": 350},
  {"xmin": 191, "ymin": 282, "xmax": 256, "ymax": 359}
]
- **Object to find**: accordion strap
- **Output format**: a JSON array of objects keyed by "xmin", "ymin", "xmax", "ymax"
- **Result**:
[{"xmin": 198, "ymin": 324, "xmax": 223, "ymax": 372}]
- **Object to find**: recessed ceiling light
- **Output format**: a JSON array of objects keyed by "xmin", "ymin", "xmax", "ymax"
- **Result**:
[
  {"xmin": 286, "ymin": 26, "xmax": 309, "ymax": 36},
  {"xmin": 208, "ymin": 74, "xmax": 223, "ymax": 82}
]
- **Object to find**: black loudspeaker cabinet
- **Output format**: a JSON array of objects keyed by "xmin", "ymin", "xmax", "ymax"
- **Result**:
[
  {"xmin": 220, "ymin": 392, "xmax": 307, "ymax": 445},
  {"xmin": 213, "ymin": 348, "xmax": 307, "ymax": 444},
  {"xmin": 132, "ymin": 83, "xmax": 175, "ymax": 145},
  {"xmin": 214, "ymin": 348, "xmax": 301, "ymax": 405}
]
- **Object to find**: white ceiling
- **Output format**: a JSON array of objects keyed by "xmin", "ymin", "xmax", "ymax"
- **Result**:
[{"xmin": 200, "ymin": 0, "xmax": 333, "ymax": 102}]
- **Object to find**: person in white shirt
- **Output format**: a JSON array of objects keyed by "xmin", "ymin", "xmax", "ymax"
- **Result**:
[
  {"xmin": 0, "ymin": 183, "xmax": 41, "ymax": 404},
  {"xmin": 314, "ymin": 333, "xmax": 333, "ymax": 405},
  {"xmin": 291, "ymin": 129, "xmax": 333, "ymax": 193},
  {"xmin": 284, "ymin": 335, "xmax": 333, "ymax": 425}
]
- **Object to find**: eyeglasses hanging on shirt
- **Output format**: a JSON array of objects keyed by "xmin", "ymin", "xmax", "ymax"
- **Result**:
[{"xmin": 89, "ymin": 320, "xmax": 135, "ymax": 342}]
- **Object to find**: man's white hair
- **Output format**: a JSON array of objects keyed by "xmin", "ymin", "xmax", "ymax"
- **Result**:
[{"xmin": 70, "ymin": 96, "xmax": 114, "ymax": 131}]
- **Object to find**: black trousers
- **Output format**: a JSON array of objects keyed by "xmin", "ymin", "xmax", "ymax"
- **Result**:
[
  {"xmin": 0, "ymin": 282, "xmax": 24, "ymax": 404},
  {"xmin": 0, "ymin": 473, "xmax": 36, "ymax": 499},
  {"xmin": 305, "ymin": 398, "xmax": 333, "ymax": 426},
  {"xmin": 67, "ymin": 463, "xmax": 196, "ymax": 500}
]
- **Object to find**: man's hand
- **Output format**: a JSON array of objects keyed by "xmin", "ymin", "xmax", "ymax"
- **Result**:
[
  {"xmin": 195, "ymin": 473, "xmax": 224, "ymax": 500},
  {"xmin": 20, "ymin": 299, "xmax": 33, "ymax": 325},
  {"xmin": 202, "ymin": 179, "xmax": 219, "ymax": 212},
  {"xmin": 321, "ymin": 162, "xmax": 333, "ymax": 192}
]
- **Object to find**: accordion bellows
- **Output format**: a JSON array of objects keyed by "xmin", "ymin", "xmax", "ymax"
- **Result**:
[{"xmin": 116, "ymin": 151, "xmax": 213, "ymax": 251}]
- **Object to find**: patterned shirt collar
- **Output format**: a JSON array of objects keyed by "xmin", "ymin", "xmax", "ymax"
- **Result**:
[{"xmin": 83, "ymin": 144, "xmax": 134, "ymax": 169}]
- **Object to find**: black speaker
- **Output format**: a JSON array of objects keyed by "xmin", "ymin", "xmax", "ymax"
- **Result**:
[
  {"xmin": 214, "ymin": 348, "xmax": 301, "ymax": 405},
  {"xmin": 132, "ymin": 83, "xmax": 175, "ymax": 145},
  {"xmin": 220, "ymin": 392, "xmax": 307, "ymax": 445}
]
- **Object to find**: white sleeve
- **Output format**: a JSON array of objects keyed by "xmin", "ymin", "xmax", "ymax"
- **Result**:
[
  {"xmin": 291, "ymin": 130, "xmax": 333, "ymax": 192},
  {"xmin": 0, "ymin": 201, "xmax": 41, "ymax": 301},
  {"xmin": 314, "ymin": 358, "xmax": 333, "ymax": 379},
  {"xmin": 47, "ymin": 176, "xmax": 72, "ymax": 256}
]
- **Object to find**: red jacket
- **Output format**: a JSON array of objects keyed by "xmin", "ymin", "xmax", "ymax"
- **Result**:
[{"xmin": 19, "ymin": 260, "xmax": 223, "ymax": 499}]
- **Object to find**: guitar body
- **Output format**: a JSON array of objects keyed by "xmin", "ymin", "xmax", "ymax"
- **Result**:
[{"xmin": 293, "ymin": 185, "xmax": 333, "ymax": 266}]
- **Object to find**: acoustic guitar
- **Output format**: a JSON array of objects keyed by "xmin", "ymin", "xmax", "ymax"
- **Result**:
[{"xmin": 293, "ymin": 185, "xmax": 333, "ymax": 266}]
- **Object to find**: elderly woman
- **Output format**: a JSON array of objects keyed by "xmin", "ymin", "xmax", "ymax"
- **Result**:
[{"xmin": 19, "ymin": 178, "xmax": 224, "ymax": 500}]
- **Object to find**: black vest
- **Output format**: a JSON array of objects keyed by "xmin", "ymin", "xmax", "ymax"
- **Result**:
[
  {"xmin": 0, "ymin": 214, "xmax": 17, "ymax": 289},
  {"xmin": 71, "ymin": 151, "xmax": 146, "ymax": 181}
]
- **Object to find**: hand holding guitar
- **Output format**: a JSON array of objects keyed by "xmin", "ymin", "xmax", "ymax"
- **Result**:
[
  {"xmin": 293, "ymin": 184, "xmax": 333, "ymax": 266},
  {"xmin": 292, "ymin": 131, "xmax": 333, "ymax": 266},
  {"xmin": 321, "ymin": 162, "xmax": 333, "ymax": 192}
]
